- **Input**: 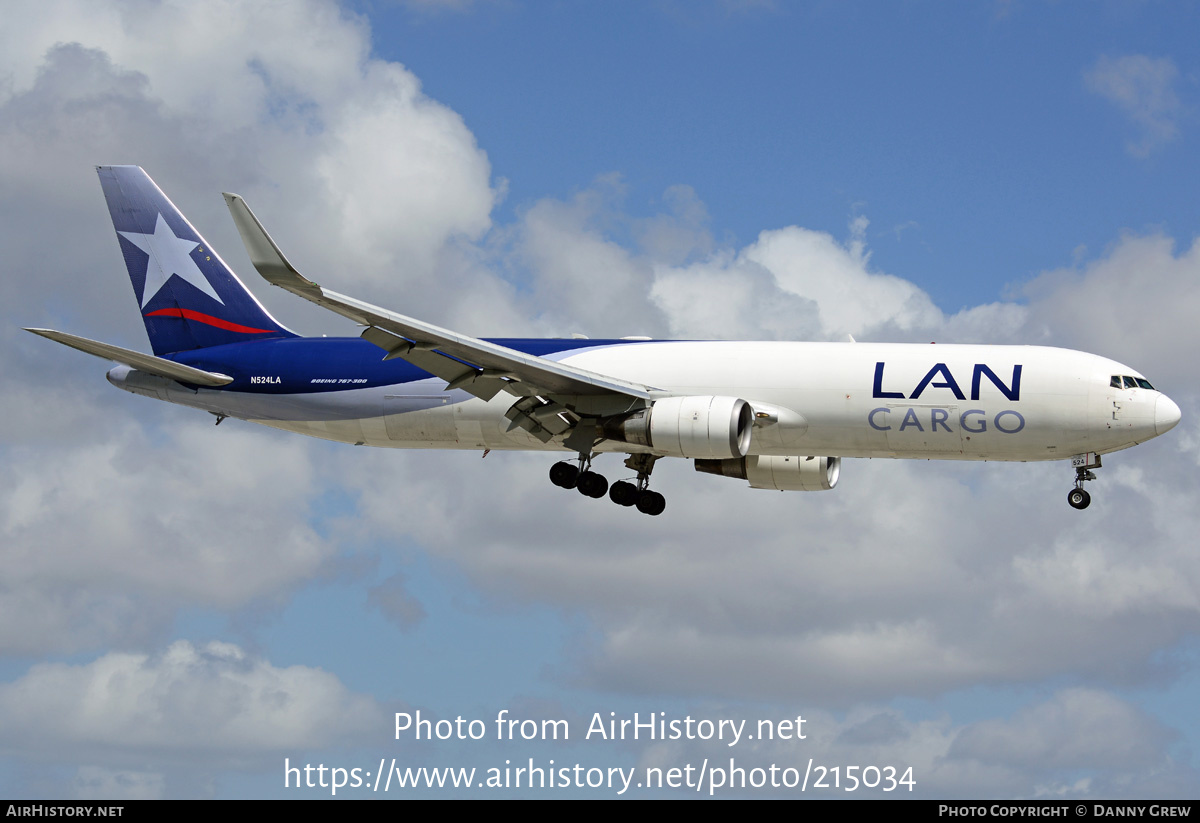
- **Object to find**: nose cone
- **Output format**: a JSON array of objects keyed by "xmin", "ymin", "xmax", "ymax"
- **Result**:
[{"xmin": 1156, "ymin": 395, "xmax": 1182, "ymax": 436}]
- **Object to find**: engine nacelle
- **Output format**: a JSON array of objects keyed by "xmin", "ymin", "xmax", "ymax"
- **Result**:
[
  {"xmin": 695, "ymin": 455, "xmax": 841, "ymax": 491},
  {"xmin": 107, "ymin": 365, "xmax": 174, "ymax": 401},
  {"xmin": 603, "ymin": 395, "xmax": 754, "ymax": 459}
]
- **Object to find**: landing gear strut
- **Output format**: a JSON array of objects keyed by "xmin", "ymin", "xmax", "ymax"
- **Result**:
[
  {"xmin": 1067, "ymin": 453, "xmax": 1100, "ymax": 510},
  {"xmin": 548, "ymin": 453, "xmax": 666, "ymax": 515}
]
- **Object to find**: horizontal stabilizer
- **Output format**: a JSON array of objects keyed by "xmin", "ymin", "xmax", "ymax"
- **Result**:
[{"xmin": 24, "ymin": 328, "xmax": 233, "ymax": 386}]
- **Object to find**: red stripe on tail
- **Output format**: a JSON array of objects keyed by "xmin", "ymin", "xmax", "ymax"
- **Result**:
[{"xmin": 144, "ymin": 308, "xmax": 274, "ymax": 334}]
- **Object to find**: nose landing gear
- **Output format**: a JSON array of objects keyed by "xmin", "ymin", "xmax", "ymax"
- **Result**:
[{"xmin": 1067, "ymin": 453, "xmax": 1101, "ymax": 510}]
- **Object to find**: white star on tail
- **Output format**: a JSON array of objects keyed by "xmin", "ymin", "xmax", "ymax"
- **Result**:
[{"xmin": 119, "ymin": 213, "xmax": 224, "ymax": 308}]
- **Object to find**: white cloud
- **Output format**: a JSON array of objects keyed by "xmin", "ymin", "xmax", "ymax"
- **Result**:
[
  {"xmin": 311, "ymin": 60, "xmax": 496, "ymax": 280},
  {"xmin": 3, "ymin": 0, "xmax": 1200, "ymax": 800},
  {"xmin": 512, "ymin": 177, "xmax": 669, "ymax": 338},
  {"xmin": 1021, "ymin": 233, "xmax": 1200, "ymax": 391},
  {"xmin": 8, "ymin": 0, "xmax": 1198, "ymax": 708},
  {"xmin": 633, "ymin": 689, "xmax": 1194, "ymax": 798},
  {"xmin": 0, "ymin": 421, "xmax": 336, "ymax": 654},
  {"xmin": 70, "ymin": 767, "xmax": 166, "ymax": 801},
  {"xmin": 0, "ymin": 641, "xmax": 382, "ymax": 762},
  {"xmin": 338, "ymin": 436, "xmax": 1200, "ymax": 706},
  {"xmin": 651, "ymin": 248, "xmax": 823, "ymax": 340},
  {"xmin": 633, "ymin": 184, "xmax": 715, "ymax": 265},
  {"xmin": 329, "ymin": 223, "xmax": 1200, "ymax": 707},
  {"xmin": 657, "ymin": 221, "xmax": 944, "ymax": 340},
  {"xmin": 299, "ymin": 206, "xmax": 1200, "ymax": 709},
  {"xmin": 1085, "ymin": 55, "xmax": 1182, "ymax": 157},
  {"xmin": 518, "ymin": 187, "xmax": 946, "ymax": 342},
  {"xmin": 0, "ymin": 0, "xmax": 509, "ymax": 653},
  {"xmin": 950, "ymin": 688, "xmax": 1173, "ymax": 772},
  {"xmin": 0, "ymin": 0, "xmax": 503, "ymax": 334}
]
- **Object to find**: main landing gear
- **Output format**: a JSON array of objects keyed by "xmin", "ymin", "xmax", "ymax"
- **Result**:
[
  {"xmin": 549, "ymin": 459, "xmax": 608, "ymax": 498},
  {"xmin": 549, "ymin": 453, "xmax": 666, "ymax": 516},
  {"xmin": 1067, "ymin": 453, "xmax": 1101, "ymax": 510}
]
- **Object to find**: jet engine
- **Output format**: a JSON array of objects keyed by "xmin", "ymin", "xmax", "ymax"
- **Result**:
[
  {"xmin": 107, "ymin": 365, "xmax": 173, "ymax": 401},
  {"xmin": 694, "ymin": 454, "xmax": 841, "ymax": 491},
  {"xmin": 602, "ymin": 395, "xmax": 754, "ymax": 459}
]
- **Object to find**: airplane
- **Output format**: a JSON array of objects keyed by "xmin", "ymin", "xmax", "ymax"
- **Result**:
[{"xmin": 26, "ymin": 166, "xmax": 1182, "ymax": 515}]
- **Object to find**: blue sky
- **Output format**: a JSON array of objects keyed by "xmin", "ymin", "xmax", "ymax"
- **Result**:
[
  {"xmin": 1, "ymin": 0, "xmax": 1199, "ymax": 799},
  {"xmin": 364, "ymin": 1, "xmax": 1200, "ymax": 310}
]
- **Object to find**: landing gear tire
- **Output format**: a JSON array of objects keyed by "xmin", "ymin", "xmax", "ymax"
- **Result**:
[
  {"xmin": 1067, "ymin": 455, "xmax": 1100, "ymax": 510},
  {"xmin": 577, "ymin": 471, "xmax": 609, "ymax": 499},
  {"xmin": 609, "ymin": 480, "xmax": 639, "ymax": 507},
  {"xmin": 549, "ymin": 461, "xmax": 579, "ymax": 489},
  {"xmin": 555, "ymin": 453, "xmax": 667, "ymax": 514},
  {"xmin": 636, "ymin": 490, "xmax": 666, "ymax": 516}
]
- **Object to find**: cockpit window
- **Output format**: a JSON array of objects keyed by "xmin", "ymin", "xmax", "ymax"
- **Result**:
[{"xmin": 1114, "ymin": 375, "xmax": 1156, "ymax": 390}]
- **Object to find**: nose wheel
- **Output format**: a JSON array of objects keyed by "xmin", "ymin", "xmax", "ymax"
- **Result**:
[{"xmin": 1067, "ymin": 454, "xmax": 1100, "ymax": 510}]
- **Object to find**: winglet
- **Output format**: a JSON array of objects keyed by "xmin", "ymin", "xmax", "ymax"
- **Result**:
[
  {"xmin": 222, "ymin": 193, "xmax": 321, "ymax": 296},
  {"xmin": 25, "ymin": 328, "xmax": 233, "ymax": 386}
]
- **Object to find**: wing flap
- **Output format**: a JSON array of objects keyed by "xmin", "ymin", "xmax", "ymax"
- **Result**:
[
  {"xmin": 359, "ymin": 326, "xmax": 509, "ymax": 401},
  {"xmin": 25, "ymin": 328, "xmax": 234, "ymax": 386}
]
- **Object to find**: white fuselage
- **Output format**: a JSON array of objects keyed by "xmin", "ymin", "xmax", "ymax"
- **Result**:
[{"xmin": 111, "ymin": 341, "xmax": 1179, "ymax": 463}]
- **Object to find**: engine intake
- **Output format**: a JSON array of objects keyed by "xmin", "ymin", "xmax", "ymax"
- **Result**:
[
  {"xmin": 695, "ymin": 455, "xmax": 841, "ymax": 491},
  {"xmin": 603, "ymin": 395, "xmax": 753, "ymax": 459}
]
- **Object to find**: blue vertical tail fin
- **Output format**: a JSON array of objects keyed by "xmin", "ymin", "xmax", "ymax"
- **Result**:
[{"xmin": 97, "ymin": 165, "xmax": 296, "ymax": 355}]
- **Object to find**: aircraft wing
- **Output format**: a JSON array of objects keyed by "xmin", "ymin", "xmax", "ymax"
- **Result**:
[
  {"xmin": 24, "ymin": 328, "xmax": 234, "ymax": 386},
  {"xmin": 223, "ymin": 193, "xmax": 657, "ymax": 407}
]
